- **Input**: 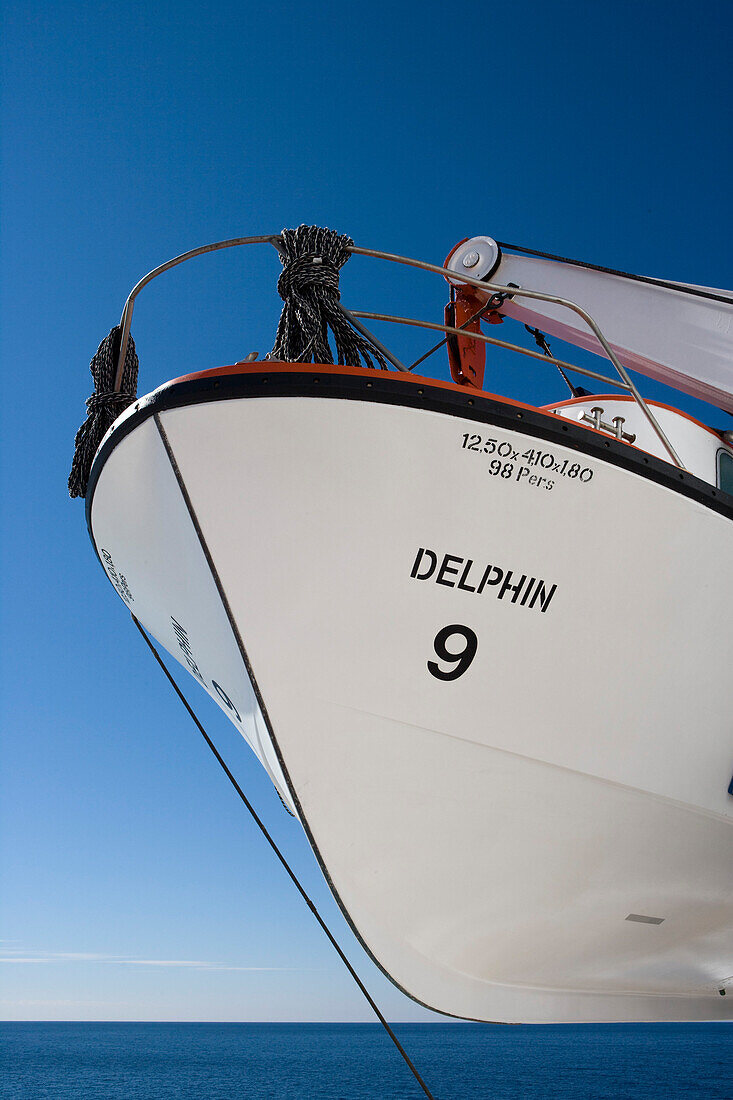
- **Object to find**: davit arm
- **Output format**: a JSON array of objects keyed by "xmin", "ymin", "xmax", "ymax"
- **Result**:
[{"xmin": 445, "ymin": 236, "xmax": 733, "ymax": 415}]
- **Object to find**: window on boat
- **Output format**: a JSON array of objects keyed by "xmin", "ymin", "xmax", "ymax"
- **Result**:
[{"xmin": 718, "ymin": 450, "xmax": 733, "ymax": 495}]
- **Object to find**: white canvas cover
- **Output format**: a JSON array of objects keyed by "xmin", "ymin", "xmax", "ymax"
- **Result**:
[{"xmin": 447, "ymin": 242, "xmax": 733, "ymax": 413}]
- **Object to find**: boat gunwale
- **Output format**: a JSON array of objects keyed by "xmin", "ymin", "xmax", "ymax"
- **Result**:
[{"xmin": 85, "ymin": 362, "xmax": 733, "ymax": 532}]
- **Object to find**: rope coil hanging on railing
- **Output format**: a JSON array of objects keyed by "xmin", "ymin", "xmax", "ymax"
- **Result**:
[
  {"xmin": 68, "ymin": 326, "xmax": 138, "ymax": 498},
  {"xmin": 269, "ymin": 225, "xmax": 389, "ymax": 370},
  {"xmin": 68, "ymin": 225, "xmax": 396, "ymax": 499}
]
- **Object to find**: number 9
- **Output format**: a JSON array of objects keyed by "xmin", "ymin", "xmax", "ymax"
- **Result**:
[{"xmin": 427, "ymin": 625, "xmax": 478, "ymax": 681}]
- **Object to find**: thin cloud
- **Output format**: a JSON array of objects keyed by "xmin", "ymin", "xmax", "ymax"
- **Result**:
[
  {"xmin": 0, "ymin": 947, "xmax": 304, "ymax": 971},
  {"xmin": 0, "ymin": 950, "xmax": 115, "ymax": 963},
  {"xmin": 0, "ymin": 999, "xmax": 124, "ymax": 1008},
  {"xmin": 119, "ymin": 959, "xmax": 295, "ymax": 970},
  {"xmin": 0, "ymin": 958, "xmax": 52, "ymax": 964}
]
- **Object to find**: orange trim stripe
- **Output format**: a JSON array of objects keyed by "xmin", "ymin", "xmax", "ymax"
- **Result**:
[
  {"xmin": 165, "ymin": 362, "xmax": 726, "ymax": 458},
  {"xmin": 168, "ymin": 360, "xmax": 550, "ymax": 417}
]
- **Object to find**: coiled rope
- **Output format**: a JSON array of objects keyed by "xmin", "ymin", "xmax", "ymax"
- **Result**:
[
  {"xmin": 68, "ymin": 326, "xmax": 138, "ymax": 498},
  {"xmin": 69, "ymin": 226, "xmax": 396, "ymax": 498},
  {"xmin": 269, "ymin": 225, "xmax": 389, "ymax": 369}
]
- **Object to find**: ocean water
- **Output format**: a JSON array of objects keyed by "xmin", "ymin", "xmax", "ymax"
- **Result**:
[{"xmin": 1, "ymin": 1022, "xmax": 731, "ymax": 1099}]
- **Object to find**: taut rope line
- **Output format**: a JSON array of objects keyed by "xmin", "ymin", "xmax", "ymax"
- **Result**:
[{"xmin": 132, "ymin": 615, "xmax": 437, "ymax": 1100}]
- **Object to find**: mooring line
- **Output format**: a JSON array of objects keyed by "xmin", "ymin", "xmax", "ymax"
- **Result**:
[{"xmin": 132, "ymin": 614, "xmax": 437, "ymax": 1100}]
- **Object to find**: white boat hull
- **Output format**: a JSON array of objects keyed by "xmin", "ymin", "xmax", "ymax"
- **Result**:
[{"xmin": 87, "ymin": 364, "xmax": 733, "ymax": 1022}]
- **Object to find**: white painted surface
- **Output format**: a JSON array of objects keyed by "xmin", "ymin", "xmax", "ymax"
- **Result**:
[
  {"xmin": 89, "ymin": 416, "xmax": 294, "ymax": 812},
  {"xmin": 90, "ymin": 392, "xmax": 733, "ymax": 1021}
]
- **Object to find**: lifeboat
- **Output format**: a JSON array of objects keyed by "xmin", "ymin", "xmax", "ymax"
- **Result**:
[{"xmin": 74, "ymin": 228, "xmax": 733, "ymax": 1023}]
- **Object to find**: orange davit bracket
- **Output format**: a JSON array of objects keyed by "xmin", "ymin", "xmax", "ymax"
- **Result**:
[{"xmin": 445, "ymin": 288, "xmax": 489, "ymax": 389}]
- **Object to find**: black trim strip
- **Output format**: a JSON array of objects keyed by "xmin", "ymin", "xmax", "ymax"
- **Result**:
[{"xmin": 86, "ymin": 368, "xmax": 733, "ymax": 534}]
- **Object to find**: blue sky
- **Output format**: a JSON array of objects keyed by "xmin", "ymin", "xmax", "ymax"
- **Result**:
[{"xmin": 1, "ymin": 0, "xmax": 732, "ymax": 1022}]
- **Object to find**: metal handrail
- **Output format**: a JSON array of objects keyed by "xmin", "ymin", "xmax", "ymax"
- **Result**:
[
  {"xmin": 350, "ymin": 246, "xmax": 684, "ymax": 468},
  {"xmin": 114, "ymin": 235, "xmax": 281, "ymax": 391},
  {"xmin": 349, "ymin": 311, "xmax": 632, "ymax": 391},
  {"xmin": 113, "ymin": 234, "xmax": 684, "ymax": 468}
]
